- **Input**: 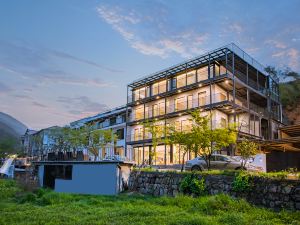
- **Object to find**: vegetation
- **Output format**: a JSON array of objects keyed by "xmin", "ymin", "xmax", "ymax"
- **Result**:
[
  {"xmin": 171, "ymin": 110, "xmax": 237, "ymax": 170},
  {"xmin": 179, "ymin": 173, "xmax": 206, "ymax": 196},
  {"xmin": 237, "ymin": 138, "xmax": 259, "ymax": 169},
  {"xmin": 143, "ymin": 120, "xmax": 166, "ymax": 166},
  {"xmin": 0, "ymin": 179, "xmax": 299, "ymax": 225},
  {"xmin": 47, "ymin": 125, "xmax": 117, "ymax": 160},
  {"xmin": 0, "ymin": 138, "xmax": 19, "ymax": 158},
  {"xmin": 265, "ymin": 66, "xmax": 300, "ymax": 110},
  {"xmin": 232, "ymin": 172, "xmax": 251, "ymax": 192}
]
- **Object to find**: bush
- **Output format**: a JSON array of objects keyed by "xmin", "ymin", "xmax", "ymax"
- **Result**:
[
  {"xmin": 0, "ymin": 179, "xmax": 21, "ymax": 199},
  {"xmin": 232, "ymin": 172, "xmax": 251, "ymax": 192},
  {"xmin": 179, "ymin": 173, "xmax": 206, "ymax": 196}
]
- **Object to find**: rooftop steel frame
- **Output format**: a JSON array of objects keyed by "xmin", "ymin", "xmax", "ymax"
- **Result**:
[{"xmin": 128, "ymin": 43, "xmax": 277, "ymax": 89}]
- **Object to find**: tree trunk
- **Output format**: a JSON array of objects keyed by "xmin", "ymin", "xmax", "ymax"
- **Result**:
[{"xmin": 181, "ymin": 151, "xmax": 187, "ymax": 172}]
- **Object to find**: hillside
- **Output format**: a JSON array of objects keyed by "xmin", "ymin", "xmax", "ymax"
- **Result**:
[
  {"xmin": 0, "ymin": 112, "xmax": 27, "ymax": 138},
  {"xmin": 0, "ymin": 112, "xmax": 27, "ymax": 157},
  {"xmin": 279, "ymin": 79, "xmax": 300, "ymax": 124}
]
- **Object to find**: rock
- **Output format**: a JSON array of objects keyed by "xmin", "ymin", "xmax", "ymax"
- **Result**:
[{"xmin": 283, "ymin": 186, "xmax": 292, "ymax": 194}]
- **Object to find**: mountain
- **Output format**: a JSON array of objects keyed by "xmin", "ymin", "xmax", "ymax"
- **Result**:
[{"xmin": 0, "ymin": 112, "xmax": 27, "ymax": 140}]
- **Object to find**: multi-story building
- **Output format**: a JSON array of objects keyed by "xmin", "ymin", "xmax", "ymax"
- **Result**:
[
  {"xmin": 126, "ymin": 43, "xmax": 282, "ymax": 166},
  {"xmin": 21, "ymin": 126, "xmax": 59, "ymax": 159},
  {"xmin": 70, "ymin": 105, "xmax": 127, "ymax": 161}
]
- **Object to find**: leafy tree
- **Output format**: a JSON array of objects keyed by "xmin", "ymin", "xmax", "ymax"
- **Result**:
[
  {"xmin": 32, "ymin": 134, "xmax": 44, "ymax": 159},
  {"xmin": 170, "ymin": 110, "xmax": 237, "ymax": 170},
  {"xmin": 143, "ymin": 120, "xmax": 165, "ymax": 166},
  {"xmin": 237, "ymin": 138, "xmax": 258, "ymax": 168},
  {"xmin": 0, "ymin": 138, "xmax": 18, "ymax": 158},
  {"xmin": 171, "ymin": 128, "xmax": 194, "ymax": 171}
]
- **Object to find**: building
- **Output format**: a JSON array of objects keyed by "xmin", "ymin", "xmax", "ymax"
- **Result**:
[
  {"xmin": 126, "ymin": 43, "xmax": 282, "ymax": 166},
  {"xmin": 34, "ymin": 161, "xmax": 133, "ymax": 195},
  {"xmin": 70, "ymin": 105, "xmax": 127, "ymax": 161},
  {"xmin": 21, "ymin": 129, "xmax": 37, "ymax": 157},
  {"xmin": 260, "ymin": 124, "xmax": 300, "ymax": 171}
]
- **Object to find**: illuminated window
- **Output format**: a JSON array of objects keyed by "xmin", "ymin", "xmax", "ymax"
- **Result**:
[
  {"xmin": 176, "ymin": 74, "xmax": 186, "ymax": 88},
  {"xmin": 187, "ymin": 71, "xmax": 196, "ymax": 85},
  {"xmin": 175, "ymin": 97, "xmax": 186, "ymax": 111},
  {"xmin": 198, "ymin": 91, "xmax": 207, "ymax": 106},
  {"xmin": 159, "ymin": 102, "xmax": 165, "ymax": 115},
  {"xmin": 197, "ymin": 66, "xmax": 208, "ymax": 81}
]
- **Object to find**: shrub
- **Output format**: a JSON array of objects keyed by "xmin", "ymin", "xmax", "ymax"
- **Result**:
[
  {"xmin": 179, "ymin": 173, "xmax": 206, "ymax": 196},
  {"xmin": 232, "ymin": 172, "xmax": 251, "ymax": 192}
]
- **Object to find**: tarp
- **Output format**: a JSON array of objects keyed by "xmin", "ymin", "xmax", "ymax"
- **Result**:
[{"xmin": 0, "ymin": 158, "xmax": 14, "ymax": 178}]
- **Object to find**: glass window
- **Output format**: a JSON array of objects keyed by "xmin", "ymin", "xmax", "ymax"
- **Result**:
[
  {"xmin": 198, "ymin": 91, "xmax": 207, "ymax": 106},
  {"xmin": 135, "ymin": 107, "xmax": 144, "ymax": 120},
  {"xmin": 187, "ymin": 71, "xmax": 196, "ymax": 85},
  {"xmin": 159, "ymin": 102, "xmax": 165, "ymax": 115},
  {"xmin": 187, "ymin": 95, "xmax": 193, "ymax": 109},
  {"xmin": 175, "ymin": 97, "xmax": 186, "ymax": 111},
  {"xmin": 159, "ymin": 80, "xmax": 167, "ymax": 94},
  {"xmin": 215, "ymin": 64, "xmax": 220, "ymax": 77},
  {"xmin": 176, "ymin": 74, "xmax": 186, "ymax": 88},
  {"xmin": 152, "ymin": 83, "xmax": 159, "ymax": 96},
  {"xmin": 152, "ymin": 104, "xmax": 158, "ymax": 117},
  {"xmin": 197, "ymin": 66, "xmax": 208, "ymax": 81}
]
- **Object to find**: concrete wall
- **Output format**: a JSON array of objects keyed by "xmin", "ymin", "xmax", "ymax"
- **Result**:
[{"xmin": 55, "ymin": 164, "xmax": 118, "ymax": 195}]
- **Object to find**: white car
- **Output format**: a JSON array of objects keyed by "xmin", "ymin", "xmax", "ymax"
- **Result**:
[{"xmin": 185, "ymin": 154, "xmax": 262, "ymax": 171}]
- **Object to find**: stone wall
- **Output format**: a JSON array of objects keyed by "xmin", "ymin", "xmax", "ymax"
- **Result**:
[{"xmin": 128, "ymin": 171, "xmax": 300, "ymax": 211}]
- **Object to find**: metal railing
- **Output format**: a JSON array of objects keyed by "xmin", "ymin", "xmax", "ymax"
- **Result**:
[{"xmin": 129, "ymin": 92, "xmax": 230, "ymax": 122}]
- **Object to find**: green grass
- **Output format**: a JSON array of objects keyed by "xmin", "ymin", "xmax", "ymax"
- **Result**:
[
  {"xmin": 134, "ymin": 168, "xmax": 300, "ymax": 180},
  {"xmin": 0, "ymin": 179, "xmax": 299, "ymax": 225}
]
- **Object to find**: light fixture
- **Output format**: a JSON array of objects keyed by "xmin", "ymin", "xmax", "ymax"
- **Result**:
[
  {"xmin": 231, "ymin": 109, "xmax": 235, "ymax": 113},
  {"xmin": 225, "ymin": 80, "xmax": 229, "ymax": 84},
  {"xmin": 177, "ymin": 90, "xmax": 182, "ymax": 93},
  {"xmin": 156, "ymin": 96, "xmax": 160, "ymax": 99},
  {"xmin": 198, "ymin": 83, "xmax": 202, "ymax": 87},
  {"xmin": 136, "ymin": 101, "xmax": 140, "ymax": 105}
]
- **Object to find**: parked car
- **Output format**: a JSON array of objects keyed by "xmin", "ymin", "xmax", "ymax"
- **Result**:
[{"xmin": 185, "ymin": 154, "xmax": 263, "ymax": 171}]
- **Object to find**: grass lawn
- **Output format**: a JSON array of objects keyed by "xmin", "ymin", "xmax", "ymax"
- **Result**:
[{"xmin": 0, "ymin": 179, "xmax": 299, "ymax": 225}]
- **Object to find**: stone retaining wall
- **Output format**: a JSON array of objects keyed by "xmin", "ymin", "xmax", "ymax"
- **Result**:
[{"xmin": 128, "ymin": 171, "xmax": 300, "ymax": 211}]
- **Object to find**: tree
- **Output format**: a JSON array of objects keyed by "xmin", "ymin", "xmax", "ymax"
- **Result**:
[
  {"xmin": 87, "ymin": 127, "xmax": 116, "ymax": 161},
  {"xmin": 171, "ymin": 129, "xmax": 194, "ymax": 171},
  {"xmin": 32, "ymin": 134, "xmax": 44, "ymax": 159},
  {"xmin": 237, "ymin": 138, "xmax": 258, "ymax": 168},
  {"xmin": 0, "ymin": 138, "xmax": 18, "ymax": 158},
  {"xmin": 189, "ymin": 110, "xmax": 237, "ymax": 170},
  {"xmin": 143, "ymin": 120, "xmax": 165, "ymax": 166}
]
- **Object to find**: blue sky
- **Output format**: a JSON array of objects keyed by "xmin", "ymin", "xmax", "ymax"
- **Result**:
[{"xmin": 0, "ymin": 0, "xmax": 299, "ymax": 129}]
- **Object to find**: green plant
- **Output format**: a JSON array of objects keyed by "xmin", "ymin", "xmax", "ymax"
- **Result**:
[
  {"xmin": 179, "ymin": 173, "xmax": 206, "ymax": 196},
  {"xmin": 237, "ymin": 138, "xmax": 258, "ymax": 168},
  {"xmin": 232, "ymin": 172, "xmax": 251, "ymax": 192}
]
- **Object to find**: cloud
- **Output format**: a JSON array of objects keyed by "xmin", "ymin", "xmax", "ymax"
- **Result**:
[
  {"xmin": 32, "ymin": 101, "xmax": 47, "ymax": 108},
  {"xmin": 57, "ymin": 96, "xmax": 108, "ymax": 116},
  {"xmin": 0, "ymin": 82, "xmax": 12, "ymax": 95},
  {"xmin": 13, "ymin": 94, "xmax": 33, "ymax": 100},
  {"xmin": 96, "ymin": 4, "xmax": 208, "ymax": 58},
  {"xmin": 97, "ymin": 2, "xmax": 300, "ymax": 71},
  {"xmin": 0, "ymin": 40, "xmax": 118, "ymax": 87}
]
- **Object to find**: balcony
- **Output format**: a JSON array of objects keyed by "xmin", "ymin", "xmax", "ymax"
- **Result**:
[{"xmin": 129, "ymin": 92, "xmax": 230, "ymax": 122}]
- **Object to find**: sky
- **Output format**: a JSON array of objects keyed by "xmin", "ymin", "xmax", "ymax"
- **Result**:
[{"xmin": 0, "ymin": 0, "xmax": 299, "ymax": 130}]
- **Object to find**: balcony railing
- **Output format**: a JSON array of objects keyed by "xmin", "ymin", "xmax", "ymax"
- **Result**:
[{"xmin": 130, "ymin": 92, "xmax": 229, "ymax": 122}]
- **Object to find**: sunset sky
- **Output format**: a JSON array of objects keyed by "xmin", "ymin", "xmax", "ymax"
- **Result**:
[{"xmin": 0, "ymin": 0, "xmax": 299, "ymax": 130}]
